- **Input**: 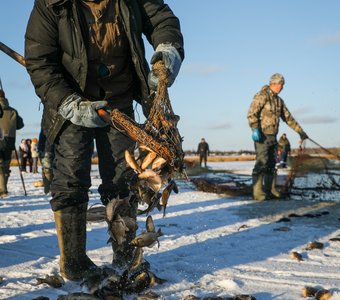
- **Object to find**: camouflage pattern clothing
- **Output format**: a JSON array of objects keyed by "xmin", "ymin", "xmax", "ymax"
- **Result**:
[
  {"xmin": 247, "ymin": 85, "xmax": 303, "ymax": 175},
  {"xmin": 247, "ymin": 85, "xmax": 303, "ymax": 136}
]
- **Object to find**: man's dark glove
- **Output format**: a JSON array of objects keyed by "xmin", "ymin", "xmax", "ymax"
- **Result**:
[
  {"xmin": 299, "ymin": 131, "xmax": 308, "ymax": 141},
  {"xmin": 59, "ymin": 94, "xmax": 108, "ymax": 128},
  {"xmin": 252, "ymin": 128, "xmax": 261, "ymax": 142},
  {"xmin": 148, "ymin": 43, "xmax": 182, "ymax": 90}
]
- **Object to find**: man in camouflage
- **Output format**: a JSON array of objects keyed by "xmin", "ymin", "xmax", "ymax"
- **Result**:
[{"xmin": 247, "ymin": 73, "xmax": 308, "ymax": 200}]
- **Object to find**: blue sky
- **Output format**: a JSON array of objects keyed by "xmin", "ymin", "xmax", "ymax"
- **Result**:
[{"xmin": 1, "ymin": 0, "xmax": 340, "ymax": 151}]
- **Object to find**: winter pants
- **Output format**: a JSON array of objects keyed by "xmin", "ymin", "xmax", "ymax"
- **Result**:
[
  {"xmin": 252, "ymin": 135, "xmax": 278, "ymax": 176},
  {"xmin": 199, "ymin": 153, "xmax": 207, "ymax": 167},
  {"xmin": 0, "ymin": 149, "xmax": 12, "ymax": 194},
  {"xmin": 32, "ymin": 157, "xmax": 39, "ymax": 173},
  {"xmin": 50, "ymin": 107, "xmax": 135, "ymax": 211}
]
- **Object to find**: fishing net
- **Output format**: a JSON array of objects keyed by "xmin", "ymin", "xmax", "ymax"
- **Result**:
[
  {"xmin": 281, "ymin": 141, "xmax": 340, "ymax": 201},
  {"xmin": 109, "ymin": 61, "xmax": 184, "ymax": 174}
]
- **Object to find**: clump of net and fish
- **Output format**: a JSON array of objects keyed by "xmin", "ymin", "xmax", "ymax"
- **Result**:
[
  {"xmin": 85, "ymin": 61, "xmax": 185, "ymax": 298},
  {"xmin": 281, "ymin": 142, "xmax": 340, "ymax": 201}
]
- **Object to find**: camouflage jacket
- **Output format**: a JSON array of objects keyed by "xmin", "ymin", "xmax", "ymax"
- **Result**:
[{"xmin": 247, "ymin": 85, "xmax": 303, "ymax": 136}]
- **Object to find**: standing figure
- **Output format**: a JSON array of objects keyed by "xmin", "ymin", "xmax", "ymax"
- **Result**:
[
  {"xmin": 25, "ymin": 0, "xmax": 184, "ymax": 281},
  {"xmin": 18, "ymin": 139, "xmax": 29, "ymax": 173},
  {"xmin": 277, "ymin": 133, "xmax": 291, "ymax": 168},
  {"xmin": 31, "ymin": 137, "xmax": 39, "ymax": 173},
  {"xmin": 197, "ymin": 138, "xmax": 209, "ymax": 168},
  {"xmin": 247, "ymin": 73, "xmax": 308, "ymax": 200},
  {"xmin": 0, "ymin": 90, "xmax": 24, "ymax": 196},
  {"xmin": 26, "ymin": 138, "xmax": 33, "ymax": 173}
]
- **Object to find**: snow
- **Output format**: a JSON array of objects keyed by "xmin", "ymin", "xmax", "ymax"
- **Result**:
[{"xmin": 1, "ymin": 162, "xmax": 340, "ymax": 300}]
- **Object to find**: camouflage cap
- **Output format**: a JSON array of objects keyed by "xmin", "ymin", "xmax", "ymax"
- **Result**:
[{"xmin": 269, "ymin": 73, "xmax": 285, "ymax": 85}]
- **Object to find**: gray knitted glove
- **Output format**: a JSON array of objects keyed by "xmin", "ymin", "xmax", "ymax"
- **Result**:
[{"xmin": 59, "ymin": 94, "xmax": 108, "ymax": 128}]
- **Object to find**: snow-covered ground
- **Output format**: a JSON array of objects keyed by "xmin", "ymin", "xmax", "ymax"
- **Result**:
[{"xmin": 0, "ymin": 162, "xmax": 340, "ymax": 300}]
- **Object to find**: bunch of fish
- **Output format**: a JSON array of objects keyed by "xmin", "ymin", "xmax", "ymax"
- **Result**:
[
  {"xmin": 105, "ymin": 195, "xmax": 137, "ymax": 253},
  {"xmin": 81, "ymin": 215, "xmax": 165, "ymax": 298},
  {"xmin": 125, "ymin": 148, "xmax": 179, "ymax": 217}
]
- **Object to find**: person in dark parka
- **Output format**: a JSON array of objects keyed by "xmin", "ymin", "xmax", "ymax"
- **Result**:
[
  {"xmin": 25, "ymin": 0, "xmax": 184, "ymax": 280},
  {"xmin": 0, "ymin": 90, "xmax": 24, "ymax": 196}
]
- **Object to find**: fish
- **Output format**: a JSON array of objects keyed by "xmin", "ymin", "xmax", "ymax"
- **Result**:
[
  {"xmin": 305, "ymin": 241, "xmax": 324, "ymax": 250},
  {"xmin": 130, "ymin": 228, "xmax": 163, "ymax": 248},
  {"xmin": 290, "ymin": 251, "xmax": 303, "ymax": 261},
  {"xmin": 147, "ymin": 270, "xmax": 167, "ymax": 286},
  {"xmin": 106, "ymin": 197, "xmax": 131, "ymax": 223},
  {"xmin": 161, "ymin": 185, "xmax": 171, "ymax": 217},
  {"xmin": 146, "ymin": 215, "xmax": 155, "ymax": 233},
  {"xmin": 138, "ymin": 192, "xmax": 162, "ymax": 215},
  {"xmin": 121, "ymin": 216, "xmax": 138, "ymax": 232},
  {"xmin": 36, "ymin": 274, "xmax": 65, "ymax": 288},
  {"xmin": 129, "ymin": 247, "xmax": 144, "ymax": 272},
  {"xmin": 136, "ymin": 290, "xmax": 161, "ymax": 299},
  {"xmin": 138, "ymin": 170, "xmax": 162, "ymax": 192},
  {"xmin": 125, "ymin": 150, "xmax": 142, "ymax": 173},
  {"xmin": 57, "ymin": 292, "xmax": 101, "ymax": 300},
  {"xmin": 109, "ymin": 214, "xmax": 129, "ymax": 246},
  {"xmin": 301, "ymin": 286, "xmax": 318, "ymax": 297},
  {"xmin": 141, "ymin": 151, "xmax": 157, "ymax": 170},
  {"xmin": 139, "ymin": 144, "xmax": 153, "ymax": 153},
  {"xmin": 315, "ymin": 289, "xmax": 332, "ymax": 300},
  {"xmin": 137, "ymin": 185, "xmax": 156, "ymax": 206},
  {"xmin": 128, "ymin": 270, "xmax": 151, "ymax": 293},
  {"xmin": 151, "ymin": 156, "xmax": 167, "ymax": 170}
]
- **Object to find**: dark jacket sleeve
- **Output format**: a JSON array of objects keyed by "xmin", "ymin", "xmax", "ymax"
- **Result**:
[
  {"xmin": 24, "ymin": 0, "xmax": 75, "ymax": 110},
  {"xmin": 16, "ymin": 112, "xmax": 24, "ymax": 130},
  {"xmin": 138, "ymin": 0, "xmax": 184, "ymax": 59}
]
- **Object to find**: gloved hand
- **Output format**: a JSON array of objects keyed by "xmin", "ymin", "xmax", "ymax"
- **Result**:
[
  {"xmin": 299, "ymin": 130, "xmax": 308, "ymax": 141},
  {"xmin": 148, "ymin": 43, "xmax": 182, "ymax": 90},
  {"xmin": 59, "ymin": 93, "xmax": 108, "ymax": 128},
  {"xmin": 252, "ymin": 128, "xmax": 261, "ymax": 142}
]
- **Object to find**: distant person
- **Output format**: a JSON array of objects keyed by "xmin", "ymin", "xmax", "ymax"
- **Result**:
[
  {"xmin": 277, "ymin": 133, "xmax": 291, "ymax": 168},
  {"xmin": 197, "ymin": 138, "xmax": 210, "ymax": 168},
  {"xmin": 31, "ymin": 137, "xmax": 39, "ymax": 174},
  {"xmin": 26, "ymin": 138, "xmax": 33, "ymax": 173},
  {"xmin": 247, "ymin": 73, "xmax": 308, "ymax": 200},
  {"xmin": 0, "ymin": 90, "xmax": 24, "ymax": 197},
  {"xmin": 19, "ymin": 139, "xmax": 29, "ymax": 173}
]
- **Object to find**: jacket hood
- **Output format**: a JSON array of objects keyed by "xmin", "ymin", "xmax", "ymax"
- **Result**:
[{"xmin": 0, "ymin": 97, "xmax": 9, "ymax": 109}]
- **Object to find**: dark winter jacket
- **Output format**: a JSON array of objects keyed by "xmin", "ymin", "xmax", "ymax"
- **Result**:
[
  {"xmin": 0, "ymin": 96, "xmax": 24, "ymax": 151},
  {"xmin": 197, "ymin": 142, "xmax": 209, "ymax": 156},
  {"xmin": 25, "ymin": 0, "xmax": 184, "ymax": 143}
]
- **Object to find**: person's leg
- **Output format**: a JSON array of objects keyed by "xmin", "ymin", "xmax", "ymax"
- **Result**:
[
  {"xmin": 51, "ymin": 122, "xmax": 96, "ymax": 281},
  {"xmin": 252, "ymin": 138, "xmax": 270, "ymax": 200},
  {"xmin": 263, "ymin": 138, "xmax": 281, "ymax": 199},
  {"xmin": 0, "ymin": 155, "xmax": 6, "ymax": 196}
]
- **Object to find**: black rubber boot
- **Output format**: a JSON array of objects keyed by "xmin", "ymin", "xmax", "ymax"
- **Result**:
[
  {"xmin": 54, "ymin": 203, "xmax": 97, "ymax": 281},
  {"xmin": 252, "ymin": 173, "xmax": 266, "ymax": 201}
]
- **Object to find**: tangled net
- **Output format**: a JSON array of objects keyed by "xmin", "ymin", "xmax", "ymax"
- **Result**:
[{"xmin": 281, "ymin": 142, "xmax": 340, "ymax": 201}]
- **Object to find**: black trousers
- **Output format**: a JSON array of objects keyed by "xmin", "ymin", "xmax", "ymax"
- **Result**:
[
  {"xmin": 50, "ymin": 107, "xmax": 135, "ymax": 211},
  {"xmin": 252, "ymin": 134, "xmax": 277, "ymax": 176}
]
